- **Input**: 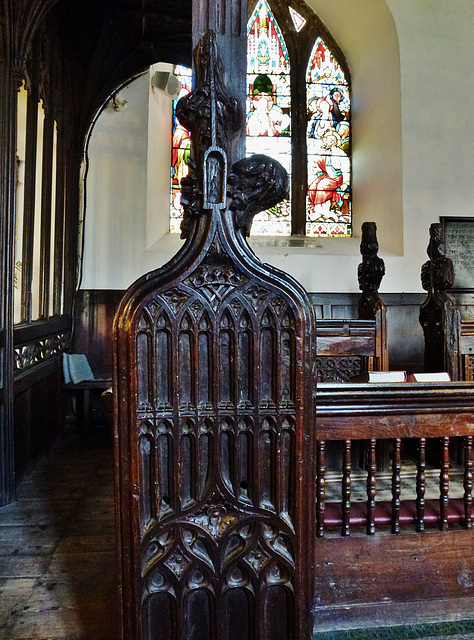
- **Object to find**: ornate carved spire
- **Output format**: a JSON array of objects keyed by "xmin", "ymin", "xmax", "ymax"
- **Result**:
[
  {"xmin": 358, "ymin": 221, "xmax": 385, "ymax": 320},
  {"xmin": 176, "ymin": 31, "xmax": 241, "ymax": 167},
  {"xmin": 176, "ymin": 31, "xmax": 241, "ymax": 238},
  {"xmin": 419, "ymin": 222, "xmax": 460, "ymax": 376}
]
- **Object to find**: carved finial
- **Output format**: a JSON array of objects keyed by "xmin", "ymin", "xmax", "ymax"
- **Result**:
[
  {"xmin": 358, "ymin": 222, "xmax": 385, "ymax": 320},
  {"xmin": 227, "ymin": 154, "xmax": 289, "ymax": 236},
  {"xmin": 176, "ymin": 31, "xmax": 241, "ymax": 165},
  {"xmin": 419, "ymin": 222, "xmax": 460, "ymax": 376},
  {"xmin": 175, "ymin": 31, "xmax": 242, "ymax": 238},
  {"xmin": 174, "ymin": 31, "xmax": 288, "ymax": 241},
  {"xmin": 420, "ymin": 223, "xmax": 455, "ymax": 293}
]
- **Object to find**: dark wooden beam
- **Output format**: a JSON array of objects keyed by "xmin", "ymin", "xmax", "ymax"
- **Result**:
[
  {"xmin": 192, "ymin": 0, "xmax": 247, "ymax": 166},
  {"xmin": 0, "ymin": 60, "xmax": 20, "ymax": 506}
]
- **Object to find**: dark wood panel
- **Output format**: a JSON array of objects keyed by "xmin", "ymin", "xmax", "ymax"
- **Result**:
[
  {"xmin": 73, "ymin": 290, "xmax": 121, "ymax": 378},
  {"xmin": 14, "ymin": 356, "xmax": 61, "ymax": 395},
  {"xmin": 313, "ymin": 531, "xmax": 474, "ymax": 633},
  {"xmin": 14, "ymin": 315, "xmax": 70, "ymax": 345},
  {"xmin": 74, "ymin": 291, "xmax": 426, "ymax": 381},
  {"xmin": 14, "ymin": 367, "xmax": 62, "ymax": 482}
]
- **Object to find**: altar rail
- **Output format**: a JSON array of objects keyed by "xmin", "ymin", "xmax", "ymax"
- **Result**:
[{"xmin": 315, "ymin": 382, "xmax": 474, "ymax": 537}]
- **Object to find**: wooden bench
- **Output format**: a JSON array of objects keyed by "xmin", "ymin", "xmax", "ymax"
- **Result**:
[
  {"xmin": 62, "ymin": 377, "xmax": 112, "ymax": 433},
  {"xmin": 313, "ymin": 380, "xmax": 474, "ymax": 632}
]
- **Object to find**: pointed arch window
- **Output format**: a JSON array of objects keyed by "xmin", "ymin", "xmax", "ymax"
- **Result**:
[
  {"xmin": 169, "ymin": 1, "xmax": 351, "ymax": 238},
  {"xmin": 246, "ymin": 0, "xmax": 291, "ymax": 235},
  {"xmin": 170, "ymin": 65, "xmax": 193, "ymax": 234},
  {"xmin": 306, "ymin": 38, "xmax": 351, "ymax": 237}
]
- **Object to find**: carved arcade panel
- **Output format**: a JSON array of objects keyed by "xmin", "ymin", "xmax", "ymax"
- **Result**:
[
  {"xmin": 126, "ymin": 238, "xmax": 307, "ymax": 639},
  {"xmin": 114, "ymin": 28, "xmax": 315, "ymax": 639}
]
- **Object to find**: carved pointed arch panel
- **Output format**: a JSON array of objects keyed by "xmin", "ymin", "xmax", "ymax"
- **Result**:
[
  {"xmin": 115, "ymin": 225, "xmax": 315, "ymax": 638},
  {"xmin": 114, "ymin": 30, "xmax": 315, "ymax": 640}
]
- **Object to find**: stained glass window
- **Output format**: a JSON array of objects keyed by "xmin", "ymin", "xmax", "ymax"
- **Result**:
[
  {"xmin": 306, "ymin": 38, "xmax": 351, "ymax": 237},
  {"xmin": 168, "ymin": 2, "xmax": 351, "ymax": 239},
  {"xmin": 170, "ymin": 65, "xmax": 192, "ymax": 234},
  {"xmin": 246, "ymin": 0, "xmax": 291, "ymax": 236},
  {"xmin": 289, "ymin": 7, "xmax": 306, "ymax": 33}
]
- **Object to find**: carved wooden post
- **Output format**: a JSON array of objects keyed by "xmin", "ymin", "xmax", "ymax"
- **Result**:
[
  {"xmin": 358, "ymin": 221, "xmax": 388, "ymax": 370},
  {"xmin": 192, "ymin": 0, "xmax": 247, "ymax": 168},
  {"xmin": 419, "ymin": 223, "xmax": 461, "ymax": 377},
  {"xmin": 114, "ymin": 31, "xmax": 316, "ymax": 640},
  {"xmin": 0, "ymin": 7, "xmax": 23, "ymax": 504}
]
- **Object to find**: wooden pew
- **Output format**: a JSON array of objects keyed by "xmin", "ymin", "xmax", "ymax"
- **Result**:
[
  {"xmin": 111, "ymin": 31, "xmax": 474, "ymax": 639},
  {"xmin": 313, "ymin": 380, "xmax": 474, "ymax": 635}
]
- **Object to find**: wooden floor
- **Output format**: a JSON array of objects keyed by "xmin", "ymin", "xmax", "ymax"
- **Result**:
[{"xmin": 0, "ymin": 432, "xmax": 119, "ymax": 640}]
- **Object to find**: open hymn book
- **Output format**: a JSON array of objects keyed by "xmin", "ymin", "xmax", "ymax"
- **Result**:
[{"xmin": 350, "ymin": 371, "xmax": 451, "ymax": 383}]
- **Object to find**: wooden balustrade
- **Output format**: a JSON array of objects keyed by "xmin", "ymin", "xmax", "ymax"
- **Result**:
[
  {"xmin": 316, "ymin": 382, "xmax": 474, "ymax": 538},
  {"xmin": 316, "ymin": 434, "xmax": 474, "ymax": 537}
]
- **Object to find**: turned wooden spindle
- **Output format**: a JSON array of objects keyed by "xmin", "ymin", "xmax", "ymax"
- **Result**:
[
  {"xmin": 416, "ymin": 438, "xmax": 426, "ymax": 532},
  {"xmin": 439, "ymin": 437, "xmax": 450, "ymax": 530},
  {"xmin": 391, "ymin": 438, "xmax": 401, "ymax": 534},
  {"xmin": 464, "ymin": 435, "xmax": 473, "ymax": 528},
  {"xmin": 342, "ymin": 439, "xmax": 352, "ymax": 536},
  {"xmin": 316, "ymin": 440, "xmax": 326, "ymax": 538},
  {"xmin": 367, "ymin": 438, "xmax": 377, "ymax": 535}
]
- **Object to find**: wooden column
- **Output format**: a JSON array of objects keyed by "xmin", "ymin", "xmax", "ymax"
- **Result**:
[
  {"xmin": 192, "ymin": 0, "xmax": 247, "ymax": 166},
  {"xmin": 39, "ymin": 111, "xmax": 54, "ymax": 319},
  {"xmin": 0, "ymin": 60, "xmax": 21, "ymax": 506},
  {"xmin": 20, "ymin": 41, "xmax": 39, "ymax": 323},
  {"xmin": 52, "ymin": 119, "xmax": 66, "ymax": 316}
]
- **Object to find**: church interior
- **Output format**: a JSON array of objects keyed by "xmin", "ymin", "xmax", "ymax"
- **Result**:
[{"xmin": 1, "ymin": 0, "xmax": 474, "ymax": 638}]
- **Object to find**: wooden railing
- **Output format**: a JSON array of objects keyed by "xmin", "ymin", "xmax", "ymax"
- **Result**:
[{"xmin": 316, "ymin": 382, "xmax": 474, "ymax": 537}]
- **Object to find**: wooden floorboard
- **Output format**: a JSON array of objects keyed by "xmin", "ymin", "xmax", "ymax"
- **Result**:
[{"xmin": 0, "ymin": 432, "xmax": 119, "ymax": 640}]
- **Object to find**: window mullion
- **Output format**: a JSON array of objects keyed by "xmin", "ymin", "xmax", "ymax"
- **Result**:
[{"xmin": 290, "ymin": 54, "xmax": 308, "ymax": 236}]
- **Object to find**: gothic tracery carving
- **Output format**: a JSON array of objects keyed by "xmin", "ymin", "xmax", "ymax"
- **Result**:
[{"xmin": 115, "ymin": 28, "xmax": 314, "ymax": 640}]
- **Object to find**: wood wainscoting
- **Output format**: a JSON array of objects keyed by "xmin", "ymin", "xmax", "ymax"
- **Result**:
[{"xmin": 74, "ymin": 290, "xmax": 428, "ymax": 379}]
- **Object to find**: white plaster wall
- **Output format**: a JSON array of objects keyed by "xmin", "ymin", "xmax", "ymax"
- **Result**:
[
  {"xmin": 146, "ymin": 63, "xmax": 175, "ymax": 250},
  {"xmin": 384, "ymin": 0, "xmax": 474, "ymax": 292},
  {"xmin": 81, "ymin": 2, "xmax": 474, "ymax": 294},
  {"xmin": 82, "ymin": 72, "xmax": 149, "ymax": 289}
]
